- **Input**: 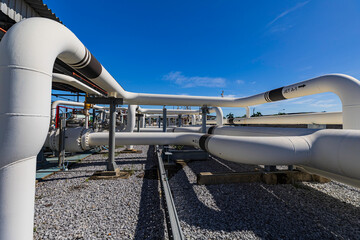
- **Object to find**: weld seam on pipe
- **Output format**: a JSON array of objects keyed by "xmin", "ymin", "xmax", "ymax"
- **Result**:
[
  {"xmin": 0, "ymin": 65, "xmax": 52, "ymax": 76},
  {"xmin": 1, "ymin": 113, "xmax": 50, "ymax": 117},
  {"xmin": 0, "ymin": 155, "xmax": 36, "ymax": 171}
]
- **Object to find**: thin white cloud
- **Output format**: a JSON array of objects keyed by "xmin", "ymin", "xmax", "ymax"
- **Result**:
[
  {"xmin": 269, "ymin": 24, "xmax": 294, "ymax": 33},
  {"xmin": 163, "ymin": 71, "xmax": 226, "ymax": 88},
  {"xmin": 267, "ymin": 1, "xmax": 309, "ymax": 26},
  {"xmin": 236, "ymin": 80, "xmax": 244, "ymax": 84}
]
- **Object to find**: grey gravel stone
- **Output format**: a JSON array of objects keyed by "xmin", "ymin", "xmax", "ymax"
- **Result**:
[
  {"xmin": 34, "ymin": 145, "xmax": 167, "ymax": 240},
  {"xmin": 34, "ymin": 145, "xmax": 360, "ymax": 239},
  {"xmin": 169, "ymin": 156, "xmax": 360, "ymax": 239}
]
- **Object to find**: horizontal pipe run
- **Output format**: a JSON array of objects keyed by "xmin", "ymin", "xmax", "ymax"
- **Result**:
[
  {"xmin": 233, "ymin": 112, "xmax": 342, "ymax": 125},
  {"xmin": 207, "ymin": 126, "xmax": 319, "ymax": 136},
  {"xmin": 137, "ymin": 106, "xmax": 201, "ymax": 115},
  {"xmin": 52, "ymin": 73, "xmax": 102, "ymax": 95},
  {"xmin": 88, "ymin": 132, "xmax": 201, "ymax": 147},
  {"xmin": 171, "ymin": 125, "xmax": 319, "ymax": 136}
]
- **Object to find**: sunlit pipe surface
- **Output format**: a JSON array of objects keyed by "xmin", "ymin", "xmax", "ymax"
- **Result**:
[
  {"xmin": 50, "ymin": 100, "xmax": 110, "ymax": 125},
  {"xmin": 233, "ymin": 112, "xmax": 342, "ymax": 125},
  {"xmin": 53, "ymin": 73, "xmax": 102, "ymax": 95},
  {"xmin": 85, "ymin": 130, "xmax": 360, "ymax": 187},
  {"xmin": 2, "ymin": 17, "xmax": 360, "ymax": 240},
  {"xmin": 171, "ymin": 125, "xmax": 319, "ymax": 137},
  {"xmin": 210, "ymin": 107, "xmax": 223, "ymax": 126},
  {"xmin": 137, "ymin": 106, "xmax": 201, "ymax": 115},
  {"xmin": 0, "ymin": 17, "xmax": 126, "ymax": 240}
]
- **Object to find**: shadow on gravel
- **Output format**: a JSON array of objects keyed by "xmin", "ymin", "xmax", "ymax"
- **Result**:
[
  {"xmin": 134, "ymin": 146, "xmax": 166, "ymax": 239},
  {"xmin": 38, "ymin": 174, "xmax": 90, "ymax": 182},
  {"xmin": 115, "ymin": 156, "xmax": 148, "ymax": 160},
  {"xmin": 70, "ymin": 160, "xmax": 107, "ymax": 169},
  {"xmin": 114, "ymin": 160, "xmax": 148, "ymax": 166},
  {"xmin": 173, "ymin": 159, "xmax": 360, "ymax": 239}
]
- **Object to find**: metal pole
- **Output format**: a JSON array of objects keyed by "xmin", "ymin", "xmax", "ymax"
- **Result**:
[
  {"xmin": 178, "ymin": 114, "xmax": 182, "ymax": 127},
  {"xmin": 108, "ymin": 99, "xmax": 118, "ymax": 171},
  {"xmin": 163, "ymin": 106, "xmax": 167, "ymax": 132},
  {"xmin": 158, "ymin": 116, "xmax": 161, "ymax": 128},
  {"xmin": 137, "ymin": 114, "xmax": 141, "ymax": 132},
  {"xmin": 201, "ymin": 106, "xmax": 207, "ymax": 133},
  {"xmin": 92, "ymin": 109, "xmax": 96, "ymax": 128},
  {"xmin": 58, "ymin": 114, "xmax": 66, "ymax": 168}
]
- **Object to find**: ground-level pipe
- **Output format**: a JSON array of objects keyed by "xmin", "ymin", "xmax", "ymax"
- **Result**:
[
  {"xmin": 171, "ymin": 125, "xmax": 318, "ymax": 137},
  {"xmin": 206, "ymin": 126, "xmax": 319, "ymax": 136},
  {"xmin": 84, "ymin": 130, "xmax": 360, "ymax": 187},
  {"xmin": 44, "ymin": 127, "xmax": 360, "ymax": 188}
]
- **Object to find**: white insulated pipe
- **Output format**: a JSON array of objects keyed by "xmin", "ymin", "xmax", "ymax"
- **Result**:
[
  {"xmin": 2, "ymin": 17, "xmax": 360, "ymax": 239},
  {"xmin": 91, "ymin": 72, "xmax": 360, "ymax": 129},
  {"xmin": 124, "ymin": 105, "xmax": 136, "ymax": 149},
  {"xmin": 233, "ymin": 112, "xmax": 342, "ymax": 125},
  {"xmin": 210, "ymin": 107, "xmax": 223, "ymax": 126},
  {"xmin": 138, "ymin": 107, "xmax": 224, "ymax": 126},
  {"xmin": 0, "ymin": 17, "xmax": 127, "ymax": 239},
  {"xmin": 84, "ymin": 130, "xmax": 360, "ymax": 187},
  {"xmin": 206, "ymin": 126, "xmax": 318, "ymax": 136},
  {"xmin": 52, "ymin": 73, "xmax": 102, "ymax": 95},
  {"xmin": 50, "ymin": 100, "xmax": 108, "ymax": 125},
  {"xmin": 137, "ymin": 106, "xmax": 201, "ymax": 115},
  {"xmin": 88, "ymin": 132, "xmax": 200, "ymax": 147}
]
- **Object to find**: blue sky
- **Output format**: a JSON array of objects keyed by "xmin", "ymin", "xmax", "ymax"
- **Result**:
[{"xmin": 48, "ymin": 0, "xmax": 360, "ymax": 117}]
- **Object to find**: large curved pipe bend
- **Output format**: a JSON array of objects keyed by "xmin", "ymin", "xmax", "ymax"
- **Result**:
[
  {"xmin": 50, "ymin": 100, "xmax": 110, "ymax": 124},
  {"xmin": 0, "ymin": 17, "xmax": 120, "ymax": 239},
  {"xmin": 209, "ymin": 107, "xmax": 223, "ymax": 126},
  {"xmin": 117, "ymin": 74, "xmax": 360, "ymax": 129}
]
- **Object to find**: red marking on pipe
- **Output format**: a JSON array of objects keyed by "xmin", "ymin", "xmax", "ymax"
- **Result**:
[
  {"xmin": 0, "ymin": 27, "xmax": 7, "ymax": 33},
  {"xmin": 55, "ymin": 105, "xmax": 60, "ymax": 128},
  {"xmin": 72, "ymin": 72, "xmax": 107, "ymax": 94}
]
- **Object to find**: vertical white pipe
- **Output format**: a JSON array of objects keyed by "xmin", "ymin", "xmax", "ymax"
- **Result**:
[
  {"xmin": 212, "ymin": 107, "xmax": 223, "ymax": 126},
  {"xmin": 191, "ymin": 115, "xmax": 196, "ymax": 125},
  {"xmin": 140, "ymin": 115, "xmax": 145, "ymax": 128},
  {"xmin": 245, "ymin": 106, "xmax": 250, "ymax": 118},
  {"xmin": 0, "ymin": 18, "xmax": 89, "ymax": 240},
  {"xmin": 124, "ymin": 105, "xmax": 136, "ymax": 150},
  {"xmin": 84, "ymin": 109, "xmax": 89, "ymax": 129}
]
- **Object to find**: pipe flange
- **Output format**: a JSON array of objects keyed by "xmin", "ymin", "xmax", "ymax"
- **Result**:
[{"xmin": 80, "ymin": 128, "xmax": 91, "ymax": 151}]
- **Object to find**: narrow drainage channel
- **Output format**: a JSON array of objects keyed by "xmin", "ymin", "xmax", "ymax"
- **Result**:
[{"xmin": 156, "ymin": 145, "xmax": 185, "ymax": 240}]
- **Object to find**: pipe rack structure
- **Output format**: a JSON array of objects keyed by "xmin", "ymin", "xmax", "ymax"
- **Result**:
[{"xmin": 2, "ymin": 17, "xmax": 360, "ymax": 239}]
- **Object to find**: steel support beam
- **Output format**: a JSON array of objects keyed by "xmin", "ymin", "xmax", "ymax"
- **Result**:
[
  {"xmin": 201, "ymin": 106, "xmax": 207, "ymax": 133},
  {"xmin": 163, "ymin": 107, "xmax": 167, "ymax": 132}
]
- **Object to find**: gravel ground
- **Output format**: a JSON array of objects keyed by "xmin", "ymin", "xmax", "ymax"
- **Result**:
[
  {"xmin": 169, "ymin": 156, "xmax": 360, "ymax": 239},
  {"xmin": 34, "ymin": 145, "xmax": 360, "ymax": 239},
  {"xmin": 34, "ymin": 145, "xmax": 167, "ymax": 240}
]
